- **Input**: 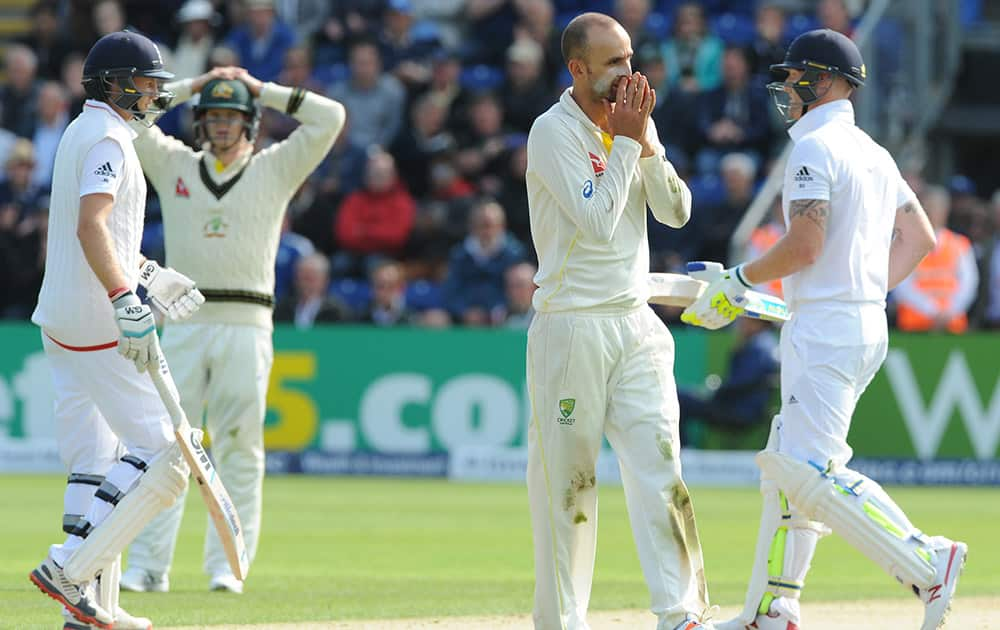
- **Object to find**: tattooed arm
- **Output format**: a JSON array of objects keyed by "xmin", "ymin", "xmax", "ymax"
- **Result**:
[
  {"xmin": 741, "ymin": 198, "xmax": 830, "ymax": 285},
  {"xmin": 888, "ymin": 198, "xmax": 936, "ymax": 290}
]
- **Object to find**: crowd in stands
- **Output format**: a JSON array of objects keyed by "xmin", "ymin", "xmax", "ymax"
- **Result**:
[{"xmin": 1, "ymin": 0, "xmax": 998, "ymax": 332}]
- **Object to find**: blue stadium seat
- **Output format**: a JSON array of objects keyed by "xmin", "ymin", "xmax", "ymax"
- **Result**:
[
  {"xmin": 785, "ymin": 14, "xmax": 819, "ymax": 41},
  {"xmin": 312, "ymin": 63, "xmax": 349, "ymax": 88},
  {"xmin": 405, "ymin": 280, "xmax": 444, "ymax": 311},
  {"xmin": 645, "ymin": 11, "xmax": 673, "ymax": 39},
  {"xmin": 712, "ymin": 12, "xmax": 756, "ymax": 45},
  {"xmin": 689, "ymin": 173, "xmax": 725, "ymax": 209},
  {"xmin": 460, "ymin": 65, "xmax": 505, "ymax": 92},
  {"xmin": 328, "ymin": 277, "xmax": 372, "ymax": 312}
]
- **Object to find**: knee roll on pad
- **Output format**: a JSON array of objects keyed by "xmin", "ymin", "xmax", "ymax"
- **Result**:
[
  {"xmin": 756, "ymin": 451, "xmax": 936, "ymax": 588},
  {"xmin": 63, "ymin": 443, "xmax": 189, "ymax": 583}
]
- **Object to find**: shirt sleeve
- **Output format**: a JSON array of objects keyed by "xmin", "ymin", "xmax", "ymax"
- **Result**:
[
  {"xmin": 79, "ymin": 138, "xmax": 125, "ymax": 199},
  {"xmin": 895, "ymin": 168, "xmax": 917, "ymax": 209},
  {"xmin": 954, "ymin": 242, "xmax": 979, "ymax": 315},
  {"xmin": 785, "ymin": 136, "xmax": 832, "ymax": 202},
  {"xmin": 527, "ymin": 114, "xmax": 642, "ymax": 243},
  {"xmin": 639, "ymin": 117, "xmax": 691, "ymax": 228}
]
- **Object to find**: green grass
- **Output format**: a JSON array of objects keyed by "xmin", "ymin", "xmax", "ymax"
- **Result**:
[{"xmin": 1, "ymin": 475, "xmax": 997, "ymax": 628}]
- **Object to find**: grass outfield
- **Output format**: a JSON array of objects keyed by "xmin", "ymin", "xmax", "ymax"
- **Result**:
[{"xmin": 2, "ymin": 475, "xmax": 997, "ymax": 628}]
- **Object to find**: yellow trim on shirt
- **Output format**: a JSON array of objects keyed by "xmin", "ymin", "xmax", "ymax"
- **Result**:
[
  {"xmin": 542, "ymin": 231, "xmax": 580, "ymax": 310},
  {"xmin": 600, "ymin": 131, "xmax": 614, "ymax": 154}
]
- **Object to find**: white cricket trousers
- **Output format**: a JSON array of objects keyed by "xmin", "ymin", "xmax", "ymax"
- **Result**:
[
  {"xmin": 126, "ymin": 322, "xmax": 273, "ymax": 580},
  {"xmin": 526, "ymin": 306, "xmax": 707, "ymax": 630},
  {"xmin": 41, "ymin": 333, "xmax": 176, "ymax": 566}
]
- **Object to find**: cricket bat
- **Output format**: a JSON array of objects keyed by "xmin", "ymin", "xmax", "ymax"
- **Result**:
[
  {"xmin": 648, "ymin": 261, "xmax": 791, "ymax": 322},
  {"xmin": 149, "ymin": 359, "xmax": 249, "ymax": 580}
]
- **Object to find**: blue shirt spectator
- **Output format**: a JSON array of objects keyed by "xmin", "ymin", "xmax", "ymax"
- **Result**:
[
  {"xmin": 661, "ymin": 2, "xmax": 724, "ymax": 92},
  {"xmin": 328, "ymin": 40, "xmax": 406, "ymax": 149},
  {"xmin": 224, "ymin": 1, "xmax": 298, "ymax": 83},
  {"xmin": 442, "ymin": 199, "xmax": 526, "ymax": 326},
  {"xmin": 274, "ymin": 215, "xmax": 316, "ymax": 301}
]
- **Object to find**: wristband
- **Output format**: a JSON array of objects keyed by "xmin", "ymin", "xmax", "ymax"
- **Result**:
[{"xmin": 108, "ymin": 287, "xmax": 129, "ymax": 301}]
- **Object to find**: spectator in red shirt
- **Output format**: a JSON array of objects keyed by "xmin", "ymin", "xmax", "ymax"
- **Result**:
[{"xmin": 334, "ymin": 150, "xmax": 416, "ymax": 276}]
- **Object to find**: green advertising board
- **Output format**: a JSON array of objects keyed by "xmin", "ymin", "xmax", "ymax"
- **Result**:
[{"xmin": 2, "ymin": 322, "xmax": 998, "ymax": 465}]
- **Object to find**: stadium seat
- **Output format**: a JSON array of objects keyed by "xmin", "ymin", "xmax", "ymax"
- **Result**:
[
  {"xmin": 459, "ymin": 65, "xmax": 505, "ymax": 92},
  {"xmin": 712, "ymin": 12, "xmax": 756, "ymax": 45},
  {"xmin": 328, "ymin": 277, "xmax": 372, "ymax": 312},
  {"xmin": 405, "ymin": 280, "xmax": 444, "ymax": 311}
]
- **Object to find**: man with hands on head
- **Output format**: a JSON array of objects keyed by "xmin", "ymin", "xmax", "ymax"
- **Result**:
[
  {"xmin": 120, "ymin": 64, "xmax": 346, "ymax": 595},
  {"xmin": 682, "ymin": 30, "xmax": 967, "ymax": 630},
  {"xmin": 526, "ymin": 11, "xmax": 713, "ymax": 630}
]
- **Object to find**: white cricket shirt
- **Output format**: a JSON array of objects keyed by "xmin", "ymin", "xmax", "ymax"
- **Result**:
[
  {"xmin": 781, "ymin": 100, "xmax": 916, "ymax": 314},
  {"xmin": 526, "ymin": 88, "xmax": 691, "ymax": 313},
  {"xmin": 32, "ymin": 101, "xmax": 145, "ymax": 346}
]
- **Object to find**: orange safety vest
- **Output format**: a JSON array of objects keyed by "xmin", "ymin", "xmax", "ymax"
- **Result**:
[
  {"xmin": 748, "ymin": 223, "xmax": 784, "ymax": 298},
  {"xmin": 896, "ymin": 229, "xmax": 971, "ymax": 333}
]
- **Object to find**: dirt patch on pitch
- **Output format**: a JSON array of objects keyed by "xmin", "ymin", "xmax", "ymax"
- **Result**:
[{"xmin": 165, "ymin": 596, "xmax": 1000, "ymax": 629}]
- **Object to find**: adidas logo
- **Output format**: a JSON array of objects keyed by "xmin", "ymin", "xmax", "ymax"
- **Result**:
[
  {"xmin": 788, "ymin": 394, "xmax": 799, "ymax": 404},
  {"xmin": 794, "ymin": 166, "xmax": 812, "ymax": 182},
  {"xmin": 94, "ymin": 162, "xmax": 116, "ymax": 179}
]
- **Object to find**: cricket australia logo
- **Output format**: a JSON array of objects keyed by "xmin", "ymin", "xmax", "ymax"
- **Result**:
[
  {"xmin": 203, "ymin": 215, "xmax": 229, "ymax": 238},
  {"xmin": 558, "ymin": 398, "xmax": 576, "ymax": 425}
]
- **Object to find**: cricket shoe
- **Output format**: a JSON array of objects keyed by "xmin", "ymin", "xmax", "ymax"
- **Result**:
[
  {"xmin": 915, "ymin": 536, "xmax": 967, "ymax": 630},
  {"xmin": 120, "ymin": 567, "xmax": 169, "ymax": 593},
  {"xmin": 29, "ymin": 555, "xmax": 113, "ymax": 629},
  {"xmin": 715, "ymin": 597, "xmax": 799, "ymax": 630},
  {"xmin": 63, "ymin": 605, "xmax": 153, "ymax": 630},
  {"xmin": 209, "ymin": 572, "xmax": 244, "ymax": 594},
  {"xmin": 670, "ymin": 619, "xmax": 716, "ymax": 630}
]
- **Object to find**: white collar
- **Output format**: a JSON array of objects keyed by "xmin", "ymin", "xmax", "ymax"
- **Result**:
[
  {"xmin": 559, "ymin": 88, "xmax": 603, "ymax": 133},
  {"xmin": 787, "ymin": 99, "xmax": 855, "ymax": 142},
  {"xmin": 83, "ymin": 99, "xmax": 138, "ymax": 140}
]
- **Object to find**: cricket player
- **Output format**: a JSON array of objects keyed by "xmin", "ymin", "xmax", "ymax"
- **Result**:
[
  {"xmin": 119, "ymin": 66, "xmax": 345, "ymax": 594},
  {"xmin": 526, "ymin": 12, "xmax": 713, "ymax": 630},
  {"xmin": 681, "ymin": 30, "xmax": 967, "ymax": 630},
  {"xmin": 28, "ymin": 31, "xmax": 205, "ymax": 630}
]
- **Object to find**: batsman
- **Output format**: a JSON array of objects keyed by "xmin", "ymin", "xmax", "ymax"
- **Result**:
[
  {"xmin": 120, "ymin": 66, "xmax": 345, "ymax": 594},
  {"xmin": 681, "ymin": 30, "xmax": 967, "ymax": 630}
]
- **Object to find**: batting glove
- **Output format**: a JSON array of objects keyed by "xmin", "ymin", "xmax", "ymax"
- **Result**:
[
  {"xmin": 681, "ymin": 264, "xmax": 752, "ymax": 330},
  {"xmin": 139, "ymin": 260, "xmax": 205, "ymax": 321},
  {"xmin": 112, "ymin": 290, "xmax": 160, "ymax": 372}
]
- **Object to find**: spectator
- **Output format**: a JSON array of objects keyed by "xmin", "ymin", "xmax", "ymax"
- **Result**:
[
  {"xmin": 978, "ymin": 190, "xmax": 1000, "ymax": 329},
  {"xmin": 274, "ymin": 212, "xmax": 316, "ymax": 301},
  {"xmin": 93, "ymin": 0, "xmax": 126, "ymax": 38},
  {"xmin": 697, "ymin": 152, "xmax": 757, "ymax": 263},
  {"xmin": 660, "ymin": 2, "xmax": 724, "ymax": 92},
  {"xmin": 16, "ymin": 1, "xmax": 74, "ymax": 80},
  {"xmin": 895, "ymin": 186, "xmax": 978, "ymax": 333},
  {"xmin": 817, "ymin": 0, "xmax": 854, "ymax": 38},
  {"xmin": 455, "ymin": 92, "xmax": 510, "ymax": 188},
  {"xmin": 61, "ymin": 53, "xmax": 87, "ymax": 117},
  {"xmin": 500, "ymin": 38, "xmax": 552, "ymax": 134},
  {"xmin": 334, "ymin": 150, "xmax": 417, "ymax": 272},
  {"xmin": 614, "ymin": 0, "xmax": 656, "ymax": 53},
  {"xmin": 312, "ymin": 1, "xmax": 385, "ymax": 67},
  {"xmin": 274, "ymin": 253, "xmax": 352, "ymax": 327},
  {"xmin": 746, "ymin": 198, "xmax": 785, "ymax": 298},
  {"xmin": 361, "ymin": 259, "xmax": 417, "ymax": 325},
  {"xmin": 1, "ymin": 45, "xmax": 42, "ymax": 138},
  {"xmin": 441, "ymin": 199, "xmax": 526, "ymax": 325},
  {"xmin": 391, "ymin": 92, "xmax": 455, "ymax": 199},
  {"xmin": 171, "ymin": 0, "xmax": 218, "ymax": 80},
  {"xmin": 677, "ymin": 317, "xmax": 779, "ymax": 446},
  {"xmin": 273, "ymin": 0, "xmax": 330, "ymax": 43},
  {"xmin": 495, "ymin": 140, "xmax": 530, "ymax": 247},
  {"xmin": 378, "ymin": 0, "xmax": 442, "ymax": 87},
  {"xmin": 502, "ymin": 261, "xmax": 536, "ymax": 328},
  {"xmin": 224, "ymin": 0, "xmax": 298, "ymax": 83},
  {"xmin": 748, "ymin": 3, "xmax": 787, "ymax": 79},
  {"xmin": 637, "ymin": 43, "xmax": 699, "ymax": 164},
  {"xmin": 695, "ymin": 46, "xmax": 771, "ymax": 173},
  {"xmin": 31, "ymin": 81, "xmax": 69, "ymax": 188},
  {"xmin": 424, "ymin": 48, "xmax": 471, "ymax": 133},
  {"xmin": 463, "ymin": 0, "xmax": 518, "ymax": 66},
  {"xmin": 412, "ymin": 0, "xmax": 466, "ymax": 51},
  {"xmin": 513, "ymin": 0, "xmax": 562, "ymax": 90},
  {"xmin": 328, "ymin": 40, "xmax": 406, "ymax": 148},
  {"xmin": 0, "ymin": 139, "xmax": 48, "ymax": 318},
  {"xmin": 264, "ymin": 47, "xmax": 330, "ymax": 141}
]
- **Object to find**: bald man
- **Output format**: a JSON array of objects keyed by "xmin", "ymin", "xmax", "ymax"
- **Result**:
[{"xmin": 525, "ymin": 12, "xmax": 712, "ymax": 630}]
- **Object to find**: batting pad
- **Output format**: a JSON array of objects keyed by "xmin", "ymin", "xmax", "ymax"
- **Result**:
[
  {"xmin": 97, "ymin": 555, "xmax": 121, "ymax": 616},
  {"xmin": 756, "ymin": 451, "xmax": 936, "ymax": 588},
  {"xmin": 64, "ymin": 444, "xmax": 188, "ymax": 583}
]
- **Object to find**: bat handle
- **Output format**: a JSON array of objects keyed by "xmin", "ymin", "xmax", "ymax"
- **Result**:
[
  {"xmin": 149, "ymin": 357, "xmax": 184, "ymax": 431},
  {"xmin": 686, "ymin": 260, "xmax": 724, "ymax": 282}
]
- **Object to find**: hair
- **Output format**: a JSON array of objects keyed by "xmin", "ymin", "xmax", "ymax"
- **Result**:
[
  {"xmin": 920, "ymin": 184, "xmax": 950, "ymax": 208},
  {"xmin": 720, "ymin": 152, "xmax": 756, "ymax": 180},
  {"xmin": 298, "ymin": 252, "xmax": 330, "ymax": 276},
  {"xmin": 561, "ymin": 12, "xmax": 617, "ymax": 64}
]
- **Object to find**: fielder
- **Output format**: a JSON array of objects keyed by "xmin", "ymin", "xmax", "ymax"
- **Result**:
[
  {"xmin": 120, "ymin": 66, "xmax": 345, "ymax": 594},
  {"xmin": 681, "ymin": 30, "xmax": 967, "ymax": 630},
  {"xmin": 28, "ymin": 31, "xmax": 205, "ymax": 630},
  {"xmin": 526, "ymin": 13, "xmax": 713, "ymax": 630}
]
